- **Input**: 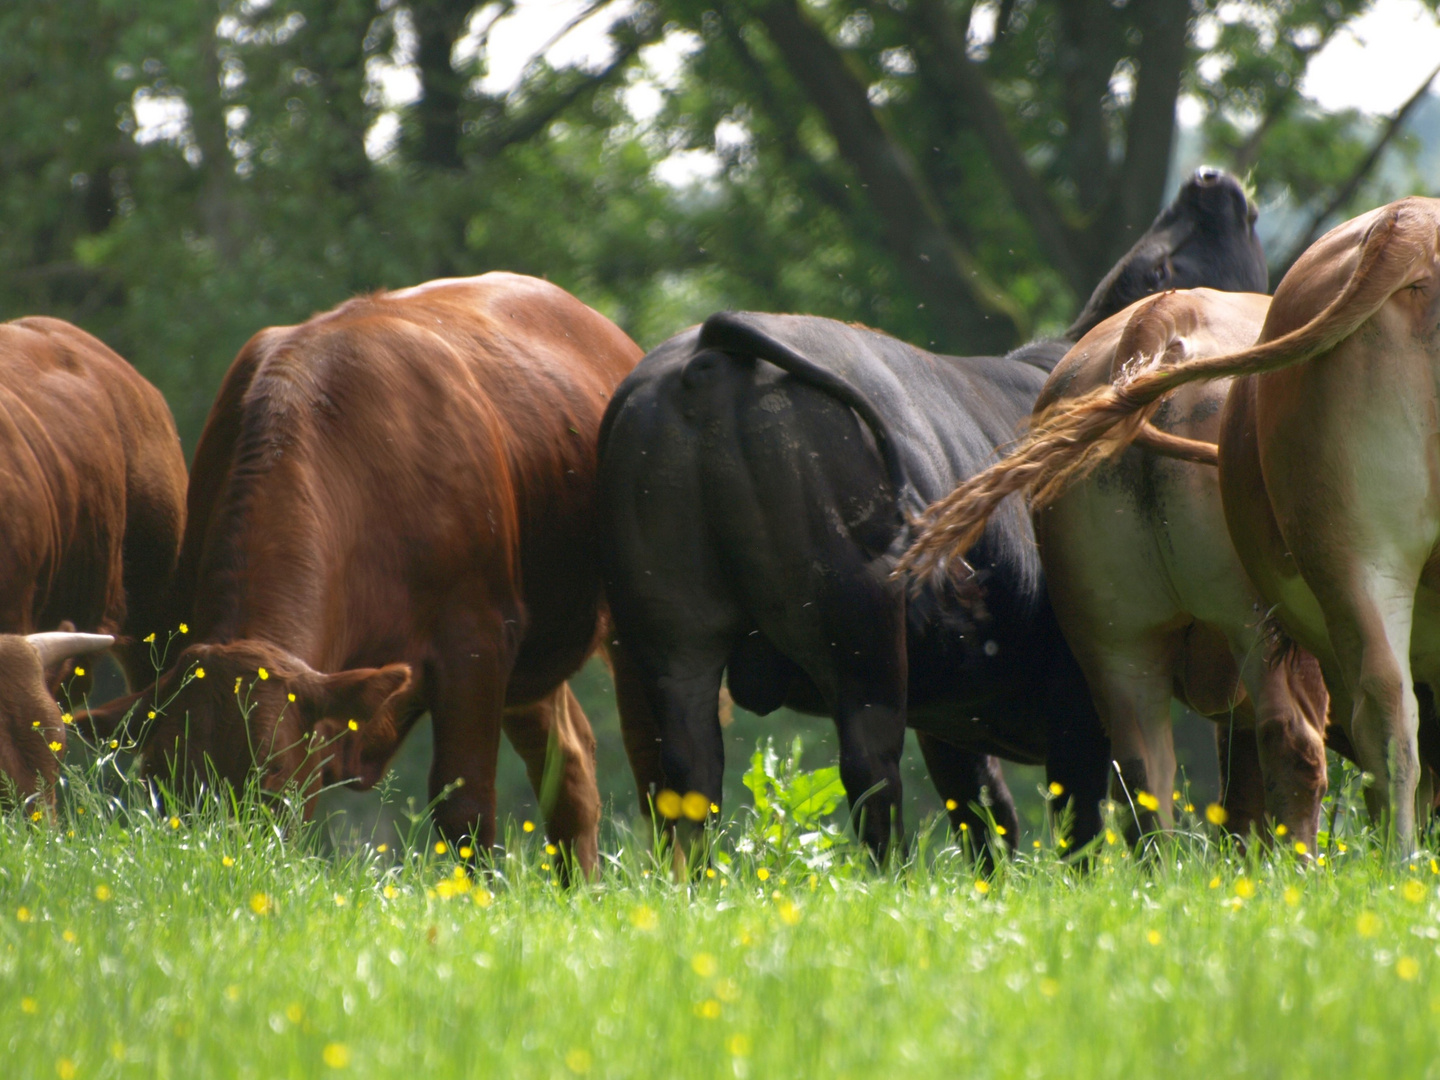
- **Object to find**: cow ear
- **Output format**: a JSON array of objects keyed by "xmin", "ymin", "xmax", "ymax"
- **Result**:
[
  {"xmin": 303, "ymin": 664, "xmax": 412, "ymax": 729},
  {"xmin": 76, "ymin": 687, "xmax": 152, "ymax": 742}
]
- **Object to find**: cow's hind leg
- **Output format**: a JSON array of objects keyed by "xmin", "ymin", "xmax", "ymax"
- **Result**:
[
  {"xmin": 502, "ymin": 682, "xmax": 601, "ymax": 879},
  {"xmin": 916, "ymin": 735, "xmax": 1017, "ymax": 860},
  {"xmin": 427, "ymin": 621, "xmax": 514, "ymax": 856}
]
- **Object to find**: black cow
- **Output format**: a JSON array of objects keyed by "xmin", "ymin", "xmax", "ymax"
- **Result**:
[{"xmin": 599, "ymin": 168, "xmax": 1268, "ymax": 858}]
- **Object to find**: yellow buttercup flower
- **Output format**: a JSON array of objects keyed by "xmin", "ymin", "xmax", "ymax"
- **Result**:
[
  {"xmin": 1039, "ymin": 977, "xmax": 1060, "ymax": 997},
  {"xmin": 178, "ymin": 623, "xmax": 188, "ymax": 633},
  {"xmin": 654, "ymin": 790, "xmax": 682, "ymax": 820},
  {"xmin": 95, "ymin": 884, "xmax": 112, "ymax": 901},
  {"xmin": 1135, "ymin": 790, "xmax": 1159, "ymax": 812},
  {"xmin": 545, "ymin": 844, "xmax": 558, "ymax": 856},
  {"xmin": 73, "ymin": 667, "xmax": 84, "ymax": 678},
  {"xmin": 945, "ymin": 798, "xmax": 958, "ymax": 811},
  {"xmin": 1403, "ymin": 879, "xmax": 1427, "ymax": 904},
  {"xmin": 681, "ymin": 791, "xmax": 710, "ymax": 821},
  {"xmin": 16, "ymin": 907, "xmax": 32, "ymax": 923},
  {"xmin": 756, "ymin": 868, "xmax": 770, "ymax": 882},
  {"xmin": 434, "ymin": 841, "xmax": 447, "ymax": 855},
  {"xmin": 47, "ymin": 742, "xmax": 61, "ymax": 753},
  {"xmin": 694, "ymin": 999, "xmax": 721, "ymax": 1019},
  {"xmin": 1234, "ymin": 878, "xmax": 1256, "ymax": 900},
  {"xmin": 777, "ymin": 900, "xmax": 801, "ymax": 925},
  {"xmin": 692, "ymin": 953, "xmax": 718, "ymax": 978},
  {"xmin": 169, "ymin": 817, "xmax": 180, "ymax": 830},
  {"xmin": 726, "ymin": 1034, "xmax": 751, "ymax": 1057},
  {"xmin": 522, "ymin": 820, "xmax": 535, "ymax": 833},
  {"xmin": 61, "ymin": 713, "xmax": 73, "ymax": 725},
  {"xmin": 459, "ymin": 846, "xmax": 473, "ymax": 858},
  {"xmin": 20, "ymin": 997, "xmax": 37, "ymax": 1014},
  {"xmin": 1398, "ymin": 957, "xmax": 1421, "ymax": 981},
  {"xmin": 1205, "ymin": 803, "xmax": 1228, "ymax": 826},
  {"xmin": 143, "ymin": 633, "xmax": 156, "ymax": 643},
  {"xmin": 194, "ymin": 667, "xmax": 206, "ymax": 679},
  {"xmin": 62, "ymin": 930, "xmax": 76, "ymax": 944},
  {"xmin": 347, "ymin": 720, "xmax": 358, "ymax": 731},
  {"xmin": 30, "ymin": 810, "xmax": 42, "ymax": 823},
  {"xmin": 564, "ymin": 1049, "xmax": 591, "ymax": 1074},
  {"xmin": 57, "ymin": 1058, "xmax": 76, "ymax": 1080},
  {"xmin": 1275, "ymin": 823, "xmax": 1288, "ymax": 837},
  {"xmin": 973, "ymin": 879, "xmax": 990, "ymax": 895},
  {"xmin": 257, "ymin": 667, "xmax": 269, "ymax": 680},
  {"xmin": 630, "ymin": 905, "xmax": 658, "ymax": 931},
  {"xmin": 1294, "ymin": 840, "xmax": 1308, "ymax": 855},
  {"xmin": 1357, "ymin": 912, "xmax": 1381, "ymax": 938},
  {"xmin": 322, "ymin": 1043, "xmax": 351, "ymax": 1068},
  {"xmin": 1049, "ymin": 781, "xmax": 1065, "ymax": 797},
  {"xmin": 249, "ymin": 892, "xmax": 272, "ymax": 916},
  {"xmin": 222, "ymin": 855, "xmax": 235, "ymax": 867},
  {"xmin": 1146, "ymin": 930, "xmax": 1161, "ymax": 945}
]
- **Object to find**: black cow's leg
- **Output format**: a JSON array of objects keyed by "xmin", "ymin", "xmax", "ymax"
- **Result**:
[
  {"xmin": 650, "ymin": 655, "xmax": 728, "ymax": 860},
  {"xmin": 915, "ymin": 735, "xmax": 1018, "ymax": 860},
  {"xmin": 1043, "ymin": 643, "xmax": 1110, "ymax": 851},
  {"xmin": 823, "ymin": 584, "xmax": 908, "ymax": 862}
]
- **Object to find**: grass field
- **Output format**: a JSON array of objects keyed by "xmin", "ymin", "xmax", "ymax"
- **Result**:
[{"xmin": 5, "ymin": 744, "xmax": 1440, "ymax": 1080}]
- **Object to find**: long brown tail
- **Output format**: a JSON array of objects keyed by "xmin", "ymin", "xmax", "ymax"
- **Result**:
[{"xmin": 896, "ymin": 201, "xmax": 1421, "ymax": 580}]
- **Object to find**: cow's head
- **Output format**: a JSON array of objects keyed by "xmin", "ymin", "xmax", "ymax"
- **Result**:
[
  {"xmin": 82, "ymin": 640, "xmax": 411, "ymax": 812},
  {"xmin": 0, "ymin": 631, "xmax": 113, "ymax": 808},
  {"xmin": 1069, "ymin": 167, "xmax": 1268, "ymax": 339}
]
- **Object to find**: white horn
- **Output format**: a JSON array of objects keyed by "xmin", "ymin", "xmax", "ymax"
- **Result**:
[{"xmin": 25, "ymin": 632, "xmax": 115, "ymax": 668}]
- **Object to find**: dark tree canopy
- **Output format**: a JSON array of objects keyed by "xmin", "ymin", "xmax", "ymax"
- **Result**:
[{"xmin": 2, "ymin": 0, "xmax": 1436, "ymax": 443}]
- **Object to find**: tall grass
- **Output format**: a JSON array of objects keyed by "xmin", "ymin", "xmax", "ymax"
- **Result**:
[{"xmin": 3, "ymin": 731, "xmax": 1439, "ymax": 1079}]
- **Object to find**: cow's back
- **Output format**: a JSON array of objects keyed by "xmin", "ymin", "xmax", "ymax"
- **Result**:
[
  {"xmin": 0, "ymin": 318, "xmax": 185, "ymax": 640},
  {"xmin": 178, "ymin": 273, "xmax": 640, "ymax": 696}
]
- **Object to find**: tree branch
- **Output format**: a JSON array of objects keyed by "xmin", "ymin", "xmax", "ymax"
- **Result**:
[
  {"xmin": 1276, "ymin": 61, "xmax": 1440, "ymax": 271},
  {"xmin": 907, "ymin": 0, "xmax": 1089, "ymax": 298},
  {"xmin": 1104, "ymin": 0, "xmax": 1190, "ymax": 263},
  {"xmin": 750, "ymin": 0, "xmax": 1024, "ymax": 352}
]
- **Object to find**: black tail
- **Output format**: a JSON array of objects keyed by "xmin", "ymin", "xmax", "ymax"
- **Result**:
[{"xmin": 698, "ymin": 312, "xmax": 918, "ymax": 516}]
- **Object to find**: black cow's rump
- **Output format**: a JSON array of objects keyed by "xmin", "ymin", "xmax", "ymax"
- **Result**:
[{"xmin": 599, "ymin": 169, "xmax": 1268, "ymax": 857}]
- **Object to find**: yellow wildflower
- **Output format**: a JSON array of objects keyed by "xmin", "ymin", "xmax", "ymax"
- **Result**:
[
  {"xmin": 522, "ymin": 820, "xmax": 535, "ymax": 833},
  {"xmin": 1146, "ymin": 930, "xmax": 1161, "ymax": 945},
  {"xmin": 473, "ymin": 889, "xmax": 493, "ymax": 908},
  {"xmin": 143, "ymin": 633, "xmax": 155, "ymax": 643},
  {"xmin": 1049, "ymin": 782, "xmax": 1065, "ymax": 797},
  {"xmin": 347, "ymin": 720, "xmax": 358, "ymax": 731},
  {"xmin": 706, "ymin": 868, "xmax": 717, "ymax": 879},
  {"xmin": 994, "ymin": 824, "xmax": 1007, "ymax": 836},
  {"xmin": 1234, "ymin": 878, "xmax": 1256, "ymax": 900},
  {"xmin": 1105, "ymin": 829, "xmax": 1118, "ymax": 846},
  {"xmin": 16, "ymin": 907, "xmax": 32, "ymax": 923},
  {"xmin": 545, "ymin": 844, "xmax": 558, "ymax": 856},
  {"xmin": 710, "ymin": 802, "xmax": 720, "ymax": 814},
  {"xmin": 224, "ymin": 985, "xmax": 240, "ymax": 1002},
  {"xmin": 179, "ymin": 623, "xmax": 188, "ymax": 633},
  {"xmin": 756, "ymin": 868, "xmax": 770, "ymax": 881},
  {"xmin": 95, "ymin": 884, "xmax": 111, "ymax": 901},
  {"xmin": 382, "ymin": 885, "xmax": 398, "ymax": 900},
  {"xmin": 1357, "ymin": 912, "xmax": 1381, "ymax": 938},
  {"xmin": 333, "ymin": 894, "xmax": 347, "ymax": 907},
  {"xmin": 434, "ymin": 841, "xmax": 447, "ymax": 855},
  {"xmin": 62, "ymin": 930, "xmax": 76, "ymax": 944},
  {"xmin": 20, "ymin": 997, "xmax": 37, "ymax": 1014},
  {"xmin": 169, "ymin": 816, "xmax": 180, "ymax": 830},
  {"xmin": 1404, "ymin": 879, "xmax": 1427, "ymax": 904},
  {"xmin": 726, "ymin": 1034, "xmax": 751, "ymax": 1057},
  {"xmin": 1135, "ymin": 790, "xmax": 1159, "ymax": 812},
  {"xmin": 1039, "ymin": 977, "xmax": 1060, "ymax": 997},
  {"xmin": 565, "ymin": 1049, "xmax": 592, "ymax": 1074},
  {"xmin": 287, "ymin": 693, "xmax": 296, "ymax": 702},
  {"xmin": 1294, "ymin": 840, "xmax": 1308, "ymax": 856},
  {"xmin": 630, "ymin": 905, "xmax": 658, "ymax": 931},
  {"xmin": 57, "ymin": 1058, "xmax": 76, "ymax": 1080},
  {"xmin": 285, "ymin": 1003, "xmax": 303, "ymax": 1024},
  {"xmin": 48, "ymin": 742, "xmax": 61, "ymax": 753},
  {"xmin": 1275, "ymin": 823, "xmax": 1288, "ymax": 837},
  {"xmin": 682, "ymin": 791, "xmax": 710, "ymax": 821},
  {"xmin": 194, "ymin": 667, "xmax": 206, "ymax": 679},
  {"xmin": 250, "ymin": 892, "xmax": 272, "ymax": 916},
  {"xmin": 973, "ymin": 879, "xmax": 990, "ymax": 895},
  {"xmin": 694, "ymin": 999, "xmax": 721, "ymax": 1019},
  {"xmin": 692, "ymin": 953, "xmax": 718, "ymax": 978},
  {"xmin": 376, "ymin": 844, "xmax": 388, "ymax": 854},
  {"xmin": 323, "ymin": 1043, "xmax": 351, "ymax": 1068},
  {"xmin": 61, "ymin": 713, "xmax": 73, "ymax": 725},
  {"xmin": 73, "ymin": 668, "xmax": 84, "ymax": 678},
  {"xmin": 777, "ymin": 900, "xmax": 801, "ymax": 925},
  {"xmin": 222, "ymin": 855, "xmax": 235, "ymax": 867},
  {"xmin": 1205, "ymin": 803, "xmax": 1228, "ymax": 826},
  {"xmin": 257, "ymin": 667, "xmax": 269, "ymax": 680},
  {"xmin": 1284, "ymin": 887, "xmax": 1301, "ymax": 906},
  {"xmin": 654, "ymin": 790, "xmax": 682, "ymax": 820},
  {"xmin": 1398, "ymin": 957, "xmax": 1421, "ymax": 981}
]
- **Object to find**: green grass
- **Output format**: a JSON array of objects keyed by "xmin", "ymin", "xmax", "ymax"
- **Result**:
[{"xmin": 4, "ymin": 753, "xmax": 1440, "ymax": 1080}]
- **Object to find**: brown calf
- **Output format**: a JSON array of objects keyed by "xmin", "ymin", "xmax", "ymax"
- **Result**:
[
  {"xmin": 0, "ymin": 317, "xmax": 186, "ymax": 805},
  {"xmin": 86, "ymin": 274, "xmax": 641, "ymax": 873}
]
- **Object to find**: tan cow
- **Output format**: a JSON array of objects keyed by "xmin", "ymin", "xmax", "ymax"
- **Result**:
[
  {"xmin": 0, "ymin": 317, "xmax": 187, "ymax": 806},
  {"xmin": 997, "ymin": 289, "xmax": 1328, "ymax": 844},
  {"xmin": 906, "ymin": 197, "xmax": 1440, "ymax": 852}
]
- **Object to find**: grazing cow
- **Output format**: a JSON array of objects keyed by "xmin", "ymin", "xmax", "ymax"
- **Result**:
[
  {"xmin": 907, "ymin": 196, "xmax": 1440, "ymax": 852},
  {"xmin": 84, "ymin": 274, "xmax": 642, "ymax": 872},
  {"xmin": 599, "ymin": 168, "xmax": 1267, "ymax": 858},
  {"xmin": 908, "ymin": 289, "xmax": 1330, "ymax": 847},
  {"xmin": 0, "ymin": 317, "xmax": 187, "ymax": 805}
]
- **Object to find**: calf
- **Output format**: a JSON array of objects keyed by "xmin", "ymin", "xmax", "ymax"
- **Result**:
[
  {"xmin": 0, "ymin": 317, "xmax": 186, "ymax": 806},
  {"xmin": 85, "ymin": 274, "xmax": 642, "ymax": 872}
]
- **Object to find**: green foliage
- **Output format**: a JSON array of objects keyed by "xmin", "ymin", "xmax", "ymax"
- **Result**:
[{"xmin": 4, "ymin": 742, "xmax": 1440, "ymax": 1078}]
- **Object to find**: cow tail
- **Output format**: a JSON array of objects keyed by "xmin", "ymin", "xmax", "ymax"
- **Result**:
[
  {"xmin": 897, "ymin": 201, "xmax": 1423, "ymax": 579},
  {"xmin": 697, "ymin": 312, "xmax": 919, "ymax": 522}
]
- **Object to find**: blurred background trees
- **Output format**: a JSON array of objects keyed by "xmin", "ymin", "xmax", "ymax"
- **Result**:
[{"xmin": 7, "ymin": 0, "xmax": 1440, "ymax": 838}]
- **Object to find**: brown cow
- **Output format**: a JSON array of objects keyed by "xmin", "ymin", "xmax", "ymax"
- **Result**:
[
  {"xmin": 918, "ymin": 289, "xmax": 1329, "ymax": 845},
  {"xmin": 906, "ymin": 196, "xmax": 1440, "ymax": 852},
  {"xmin": 0, "ymin": 316, "xmax": 187, "ymax": 806},
  {"xmin": 85, "ymin": 274, "xmax": 642, "ymax": 873}
]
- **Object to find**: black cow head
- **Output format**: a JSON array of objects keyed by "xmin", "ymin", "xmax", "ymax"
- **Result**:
[{"xmin": 1069, "ymin": 167, "xmax": 1267, "ymax": 339}]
